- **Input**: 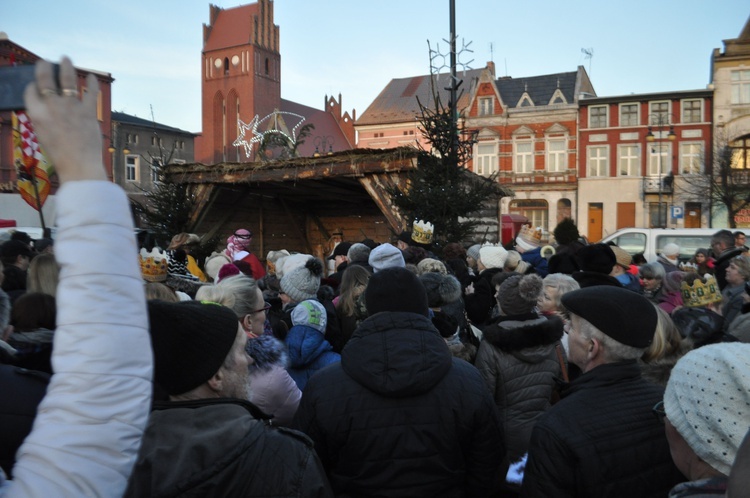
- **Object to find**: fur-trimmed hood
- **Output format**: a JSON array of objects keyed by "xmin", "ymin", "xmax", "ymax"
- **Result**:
[
  {"xmin": 246, "ymin": 334, "xmax": 289, "ymax": 372},
  {"xmin": 483, "ymin": 314, "xmax": 563, "ymax": 353}
]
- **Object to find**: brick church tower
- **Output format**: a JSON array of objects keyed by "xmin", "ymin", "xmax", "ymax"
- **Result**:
[{"xmin": 199, "ymin": 1, "xmax": 280, "ymax": 164}]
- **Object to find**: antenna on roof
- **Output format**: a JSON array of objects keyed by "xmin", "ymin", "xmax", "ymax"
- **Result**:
[
  {"xmin": 504, "ymin": 58, "xmax": 508, "ymax": 77},
  {"xmin": 489, "ymin": 42, "xmax": 494, "ymax": 63},
  {"xmin": 581, "ymin": 48, "xmax": 594, "ymax": 76}
]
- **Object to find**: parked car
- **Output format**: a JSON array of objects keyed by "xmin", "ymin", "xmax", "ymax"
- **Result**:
[{"xmin": 600, "ymin": 228, "xmax": 717, "ymax": 264}]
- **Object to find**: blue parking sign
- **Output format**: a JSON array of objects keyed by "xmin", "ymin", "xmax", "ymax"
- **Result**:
[{"xmin": 671, "ymin": 206, "xmax": 683, "ymax": 219}]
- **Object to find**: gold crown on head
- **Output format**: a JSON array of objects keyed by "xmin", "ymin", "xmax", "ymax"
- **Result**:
[
  {"xmin": 679, "ymin": 262, "xmax": 698, "ymax": 273},
  {"xmin": 139, "ymin": 247, "xmax": 168, "ymax": 282},
  {"xmin": 412, "ymin": 219, "xmax": 434, "ymax": 245},
  {"xmin": 681, "ymin": 275, "xmax": 722, "ymax": 307},
  {"xmin": 519, "ymin": 225, "xmax": 543, "ymax": 243}
]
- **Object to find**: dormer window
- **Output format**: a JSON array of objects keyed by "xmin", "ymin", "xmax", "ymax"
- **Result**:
[{"xmin": 479, "ymin": 97, "xmax": 493, "ymax": 116}]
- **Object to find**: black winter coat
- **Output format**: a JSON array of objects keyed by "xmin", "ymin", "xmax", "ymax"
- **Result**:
[
  {"xmin": 474, "ymin": 313, "xmax": 564, "ymax": 462},
  {"xmin": 465, "ymin": 267, "xmax": 503, "ymax": 325},
  {"xmin": 521, "ymin": 361, "xmax": 684, "ymax": 498},
  {"xmin": 125, "ymin": 398, "xmax": 332, "ymax": 497},
  {"xmin": 294, "ymin": 311, "xmax": 506, "ymax": 497}
]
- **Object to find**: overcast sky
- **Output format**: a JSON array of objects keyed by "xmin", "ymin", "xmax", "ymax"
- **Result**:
[{"xmin": 4, "ymin": 1, "xmax": 748, "ymax": 133}]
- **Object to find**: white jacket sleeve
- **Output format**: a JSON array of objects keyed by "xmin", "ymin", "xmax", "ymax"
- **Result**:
[{"xmin": 2, "ymin": 181, "xmax": 153, "ymax": 497}]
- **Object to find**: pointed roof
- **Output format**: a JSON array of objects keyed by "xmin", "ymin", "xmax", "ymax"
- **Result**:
[
  {"xmin": 280, "ymin": 99, "xmax": 352, "ymax": 156},
  {"xmin": 496, "ymin": 70, "xmax": 579, "ymax": 108},
  {"xmin": 719, "ymin": 15, "xmax": 750, "ymax": 57},
  {"xmin": 357, "ymin": 69, "xmax": 483, "ymax": 126}
]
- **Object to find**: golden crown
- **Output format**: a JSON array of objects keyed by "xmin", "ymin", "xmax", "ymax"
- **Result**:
[
  {"xmin": 679, "ymin": 262, "xmax": 698, "ymax": 273},
  {"xmin": 681, "ymin": 276, "xmax": 722, "ymax": 308},
  {"xmin": 139, "ymin": 247, "xmax": 168, "ymax": 282},
  {"xmin": 412, "ymin": 219, "xmax": 434, "ymax": 245},
  {"xmin": 519, "ymin": 225, "xmax": 543, "ymax": 243}
]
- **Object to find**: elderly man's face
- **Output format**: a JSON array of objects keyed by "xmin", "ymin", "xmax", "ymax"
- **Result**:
[
  {"xmin": 566, "ymin": 314, "xmax": 591, "ymax": 370},
  {"xmin": 220, "ymin": 324, "xmax": 252, "ymax": 400}
]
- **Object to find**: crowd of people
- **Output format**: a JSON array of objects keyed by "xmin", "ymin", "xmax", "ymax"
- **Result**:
[{"xmin": 1, "ymin": 56, "xmax": 750, "ymax": 497}]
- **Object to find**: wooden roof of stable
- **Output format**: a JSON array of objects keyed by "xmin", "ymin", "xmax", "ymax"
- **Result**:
[{"xmin": 165, "ymin": 147, "xmax": 510, "ymax": 236}]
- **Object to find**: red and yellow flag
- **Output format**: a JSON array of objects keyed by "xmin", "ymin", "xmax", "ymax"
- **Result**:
[{"xmin": 12, "ymin": 111, "xmax": 54, "ymax": 210}]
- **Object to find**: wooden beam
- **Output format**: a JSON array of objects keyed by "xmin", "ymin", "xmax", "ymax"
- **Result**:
[
  {"xmin": 309, "ymin": 213, "xmax": 331, "ymax": 241},
  {"xmin": 358, "ymin": 174, "xmax": 408, "ymax": 234},
  {"xmin": 166, "ymin": 155, "xmax": 418, "ymax": 185},
  {"xmin": 279, "ymin": 196, "xmax": 314, "ymax": 254},
  {"xmin": 187, "ymin": 184, "xmax": 217, "ymax": 232}
]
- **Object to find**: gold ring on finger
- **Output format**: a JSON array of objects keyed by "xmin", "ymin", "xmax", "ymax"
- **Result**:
[
  {"xmin": 61, "ymin": 89, "xmax": 78, "ymax": 97},
  {"xmin": 40, "ymin": 88, "xmax": 57, "ymax": 97}
]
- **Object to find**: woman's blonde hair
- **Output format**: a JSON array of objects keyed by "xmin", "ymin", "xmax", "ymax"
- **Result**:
[
  {"xmin": 27, "ymin": 253, "xmax": 59, "ymax": 297},
  {"xmin": 641, "ymin": 304, "xmax": 683, "ymax": 363},
  {"xmin": 337, "ymin": 265, "xmax": 371, "ymax": 316}
]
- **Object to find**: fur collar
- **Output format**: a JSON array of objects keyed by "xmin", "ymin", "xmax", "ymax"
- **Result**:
[
  {"xmin": 483, "ymin": 314, "xmax": 563, "ymax": 351},
  {"xmin": 246, "ymin": 334, "xmax": 289, "ymax": 372}
]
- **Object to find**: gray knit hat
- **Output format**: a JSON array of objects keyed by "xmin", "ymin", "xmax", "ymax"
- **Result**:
[
  {"xmin": 664, "ymin": 343, "xmax": 750, "ymax": 476},
  {"xmin": 467, "ymin": 244, "xmax": 481, "ymax": 262},
  {"xmin": 280, "ymin": 257, "xmax": 323, "ymax": 302},
  {"xmin": 347, "ymin": 243, "xmax": 371, "ymax": 264},
  {"xmin": 419, "ymin": 272, "xmax": 461, "ymax": 308},
  {"xmin": 498, "ymin": 274, "xmax": 543, "ymax": 315},
  {"xmin": 368, "ymin": 244, "xmax": 405, "ymax": 273}
]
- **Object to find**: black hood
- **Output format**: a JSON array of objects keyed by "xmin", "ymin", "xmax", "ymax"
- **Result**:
[{"xmin": 341, "ymin": 311, "xmax": 452, "ymax": 398}]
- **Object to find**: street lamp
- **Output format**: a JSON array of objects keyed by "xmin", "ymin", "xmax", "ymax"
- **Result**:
[{"xmin": 645, "ymin": 114, "xmax": 676, "ymax": 228}]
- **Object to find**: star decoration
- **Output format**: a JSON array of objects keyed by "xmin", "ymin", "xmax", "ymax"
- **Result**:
[{"xmin": 233, "ymin": 110, "xmax": 307, "ymax": 159}]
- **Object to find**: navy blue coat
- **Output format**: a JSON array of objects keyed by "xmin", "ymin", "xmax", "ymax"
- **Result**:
[
  {"xmin": 285, "ymin": 324, "xmax": 340, "ymax": 391},
  {"xmin": 294, "ymin": 311, "xmax": 506, "ymax": 497}
]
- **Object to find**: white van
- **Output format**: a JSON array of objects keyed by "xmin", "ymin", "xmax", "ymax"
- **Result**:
[{"xmin": 600, "ymin": 228, "xmax": 718, "ymax": 263}]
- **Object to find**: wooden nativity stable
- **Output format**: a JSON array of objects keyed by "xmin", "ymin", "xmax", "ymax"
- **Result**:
[{"xmin": 165, "ymin": 147, "xmax": 505, "ymax": 264}]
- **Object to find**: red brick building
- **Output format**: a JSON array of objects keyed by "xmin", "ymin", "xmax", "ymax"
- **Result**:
[
  {"xmin": 197, "ymin": 1, "xmax": 354, "ymax": 164},
  {"xmin": 578, "ymin": 90, "xmax": 713, "ymax": 239}
]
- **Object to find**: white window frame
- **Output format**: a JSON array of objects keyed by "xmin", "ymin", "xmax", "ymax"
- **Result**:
[
  {"xmin": 125, "ymin": 155, "xmax": 139, "ymax": 182},
  {"xmin": 587, "ymin": 146, "xmax": 609, "ymax": 177},
  {"xmin": 619, "ymin": 103, "xmax": 639, "ymax": 127},
  {"xmin": 478, "ymin": 97, "xmax": 493, "ymax": 116},
  {"xmin": 680, "ymin": 142, "xmax": 703, "ymax": 175},
  {"xmin": 475, "ymin": 142, "xmax": 498, "ymax": 176},
  {"xmin": 514, "ymin": 139, "xmax": 533, "ymax": 173},
  {"xmin": 681, "ymin": 99, "xmax": 703, "ymax": 124},
  {"xmin": 648, "ymin": 143, "xmax": 671, "ymax": 176},
  {"xmin": 589, "ymin": 105, "xmax": 608, "ymax": 128},
  {"xmin": 618, "ymin": 144, "xmax": 640, "ymax": 176},
  {"xmin": 649, "ymin": 101, "xmax": 671, "ymax": 125},
  {"xmin": 546, "ymin": 138, "xmax": 566, "ymax": 172},
  {"xmin": 151, "ymin": 158, "xmax": 162, "ymax": 183},
  {"xmin": 731, "ymin": 70, "xmax": 750, "ymax": 105}
]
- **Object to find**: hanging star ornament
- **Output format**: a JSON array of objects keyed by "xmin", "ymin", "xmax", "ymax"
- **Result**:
[
  {"xmin": 233, "ymin": 110, "xmax": 307, "ymax": 159},
  {"xmin": 233, "ymin": 115, "xmax": 260, "ymax": 158}
]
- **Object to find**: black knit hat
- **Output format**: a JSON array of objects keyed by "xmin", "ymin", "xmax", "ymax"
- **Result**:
[
  {"xmin": 561, "ymin": 286, "xmax": 656, "ymax": 348},
  {"xmin": 575, "ymin": 243, "xmax": 616, "ymax": 275},
  {"xmin": 147, "ymin": 300, "xmax": 239, "ymax": 395},
  {"xmin": 365, "ymin": 267, "xmax": 429, "ymax": 317}
]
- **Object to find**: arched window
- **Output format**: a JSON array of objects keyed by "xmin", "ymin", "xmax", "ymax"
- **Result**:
[
  {"xmin": 265, "ymin": 58, "xmax": 269, "ymax": 75},
  {"xmin": 224, "ymin": 57, "xmax": 229, "ymax": 76}
]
